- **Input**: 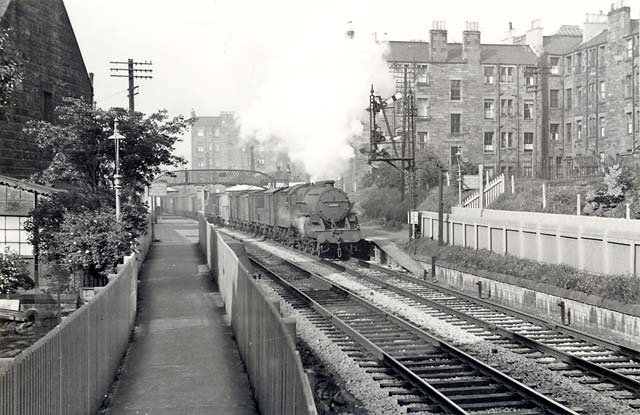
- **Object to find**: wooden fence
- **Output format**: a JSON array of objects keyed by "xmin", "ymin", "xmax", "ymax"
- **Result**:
[
  {"xmin": 462, "ymin": 173, "xmax": 505, "ymax": 208},
  {"xmin": 199, "ymin": 215, "xmax": 317, "ymax": 415},
  {"xmin": 0, "ymin": 217, "xmax": 152, "ymax": 415}
]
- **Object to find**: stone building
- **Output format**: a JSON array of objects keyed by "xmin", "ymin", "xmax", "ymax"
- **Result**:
[
  {"xmin": 0, "ymin": 0, "xmax": 94, "ymax": 178},
  {"xmin": 386, "ymin": 22, "xmax": 539, "ymax": 178},
  {"xmin": 190, "ymin": 111, "xmax": 307, "ymax": 182},
  {"xmin": 506, "ymin": 4, "xmax": 640, "ymax": 165}
]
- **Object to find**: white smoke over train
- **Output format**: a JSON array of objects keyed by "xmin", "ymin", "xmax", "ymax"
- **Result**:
[{"xmin": 232, "ymin": 0, "xmax": 394, "ymax": 180}]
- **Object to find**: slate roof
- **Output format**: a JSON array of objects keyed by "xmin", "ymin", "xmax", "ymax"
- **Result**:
[
  {"xmin": 386, "ymin": 41, "xmax": 536, "ymax": 65},
  {"xmin": 0, "ymin": 175, "xmax": 66, "ymax": 195},
  {"xmin": 553, "ymin": 25, "xmax": 583, "ymax": 37},
  {"xmin": 569, "ymin": 30, "xmax": 608, "ymax": 52}
]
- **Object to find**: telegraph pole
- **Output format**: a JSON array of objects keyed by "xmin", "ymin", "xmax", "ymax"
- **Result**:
[{"xmin": 109, "ymin": 59, "xmax": 153, "ymax": 113}]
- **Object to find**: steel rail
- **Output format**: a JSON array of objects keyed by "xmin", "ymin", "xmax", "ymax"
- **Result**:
[
  {"xmin": 326, "ymin": 259, "xmax": 640, "ymax": 398},
  {"xmin": 249, "ymin": 254, "xmax": 578, "ymax": 415}
]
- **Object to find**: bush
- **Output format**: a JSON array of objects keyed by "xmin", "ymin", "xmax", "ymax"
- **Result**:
[
  {"xmin": 353, "ymin": 185, "xmax": 410, "ymax": 228},
  {"xmin": 430, "ymin": 244, "xmax": 640, "ymax": 304},
  {"xmin": 0, "ymin": 248, "xmax": 34, "ymax": 295}
]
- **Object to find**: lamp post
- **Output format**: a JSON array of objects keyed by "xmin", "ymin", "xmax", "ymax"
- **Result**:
[
  {"xmin": 456, "ymin": 149, "xmax": 462, "ymax": 205},
  {"xmin": 109, "ymin": 121, "xmax": 125, "ymax": 221}
]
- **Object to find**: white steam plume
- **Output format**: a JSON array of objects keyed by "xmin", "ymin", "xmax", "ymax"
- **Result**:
[{"xmin": 235, "ymin": 1, "xmax": 394, "ymax": 180}]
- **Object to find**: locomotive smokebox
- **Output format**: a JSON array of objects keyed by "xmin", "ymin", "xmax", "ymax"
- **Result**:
[{"xmin": 303, "ymin": 182, "xmax": 350, "ymax": 223}]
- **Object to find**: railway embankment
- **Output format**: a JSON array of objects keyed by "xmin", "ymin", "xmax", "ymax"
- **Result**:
[{"xmin": 368, "ymin": 235, "xmax": 640, "ymax": 349}]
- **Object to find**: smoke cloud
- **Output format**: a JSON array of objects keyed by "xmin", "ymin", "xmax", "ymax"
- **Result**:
[{"xmin": 228, "ymin": 1, "xmax": 394, "ymax": 179}]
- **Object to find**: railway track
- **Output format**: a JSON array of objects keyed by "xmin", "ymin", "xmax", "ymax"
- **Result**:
[
  {"xmin": 248, "ymin": 250, "xmax": 579, "ymax": 415},
  {"xmin": 319, "ymin": 258, "xmax": 640, "ymax": 409}
]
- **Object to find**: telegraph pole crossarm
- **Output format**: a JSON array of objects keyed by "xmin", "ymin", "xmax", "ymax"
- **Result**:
[{"xmin": 109, "ymin": 58, "xmax": 154, "ymax": 114}]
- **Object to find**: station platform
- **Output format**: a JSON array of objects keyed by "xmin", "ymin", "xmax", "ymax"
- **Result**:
[{"xmin": 103, "ymin": 216, "xmax": 258, "ymax": 415}]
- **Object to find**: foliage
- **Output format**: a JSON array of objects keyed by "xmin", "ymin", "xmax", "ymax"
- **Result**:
[
  {"xmin": 352, "ymin": 185, "xmax": 409, "ymax": 228},
  {"xmin": 49, "ymin": 208, "xmax": 134, "ymax": 278},
  {"xmin": 0, "ymin": 248, "xmax": 34, "ymax": 295},
  {"xmin": 22, "ymin": 98, "xmax": 185, "ymax": 281},
  {"xmin": 0, "ymin": 29, "xmax": 23, "ymax": 111},
  {"xmin": 407, "ymin": 238, "xmax": 640, "ymax": 304},
  {"xmin": 418, "ymin": 186, "xmax": 460, "ymax": 213},
  {"xmin": 23, "ymin": 98, "xmax": 188, "ymax": 194},
  {"xmin": 584, "ymin": 164, "xmax": 635, "ymax": 216}
]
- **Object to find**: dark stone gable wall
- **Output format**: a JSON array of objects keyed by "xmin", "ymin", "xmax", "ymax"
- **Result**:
[{"xmin": 0, "ymin": 0, "xmax": 93, "ymax": 178}]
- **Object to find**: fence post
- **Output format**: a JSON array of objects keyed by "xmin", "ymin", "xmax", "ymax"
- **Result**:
[
  {"xmin": 626, "ymin": 203, "xmax": 631, "ymax": 220},
  {"xmin": 479, "ymin": 165, "xmax": 485, "ymax": 211},
  {"xmin": 446, "ymin": 171, "xmax": 451, "ymax": 186},
  {"xmin": 511, "ymin": 175, "xmax": 515, "ymax": 193},
  {"xmin": 577, "ymin": 194, "xmax": 581, "ymax": 216},
  {"xmin": 542, "ymin": 182, "xmax": 547, "ymax": 209}
]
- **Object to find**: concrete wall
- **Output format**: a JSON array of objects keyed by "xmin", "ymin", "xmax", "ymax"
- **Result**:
[
  {"xmin": 430, "ymin": 263, "xmax": 640, "ymax": 347},
  {"xmin": 416, "ymin": 206, "xmax": 640, "ymax": 275}
]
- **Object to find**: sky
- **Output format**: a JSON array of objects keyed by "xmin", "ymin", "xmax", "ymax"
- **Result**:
[{"xmin": 64, "ymin": 0, "xmax": 640, "ymax": 174}]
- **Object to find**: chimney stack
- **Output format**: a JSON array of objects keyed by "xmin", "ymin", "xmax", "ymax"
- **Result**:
[
  {"xmin": 430, "ymin": 21, "xmax": 448, "ymax": 62},
  {"xmin": 463, "ymin": 21, "xmax": 481, "ymax": 63}
]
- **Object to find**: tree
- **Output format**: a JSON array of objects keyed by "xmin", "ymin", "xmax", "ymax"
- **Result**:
[
  {"xmin": 23, "ymin": 99, "xmax": 189, "ymax": 280},
  {"xmin": 0, "ymin": 29, "xmax": 23, "ymax": 112}
]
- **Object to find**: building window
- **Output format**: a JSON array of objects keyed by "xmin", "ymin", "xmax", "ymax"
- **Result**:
[
  {"xmin": 197, "ymin": 146, "xmax": 204, "ymax": 153},
  {"xmin": 565, "ymin": 56, "xmax": 572, "ymax": 74},
  {"xmin": 450, "ymin": 113, "xmax": 461, "ymax": 134},
  {"xmin": 588, "ymin": 117, "xmax": 596, "ymax": 137},
  {"xmin": 627, "ymin": 75, "xmax": 633, "ymax": 98},
  {"xmin": 600, "ymin": 117, "xmax": 605, "ymax": 138},
  {"xmin": 416, "ymin": 65, "xmax": 429, "ymax": 84},
  {"xmin": 598, "ymin": 46, "xmax": 605, "ymax": 67},
  {"xmin": 524, "ymin": 67, "xmax": 535, "ymax": 86},
  {"xmin": 627, "ymin": 113, "xmax": 633, "ymax": 134},
  {"xmin": 197, "ymin": 127, "xmax": 204, "ymax": 137},
  {"xmin": 418, "ymin": 132, "xmax": 429, "ymax": 150},
  {"xmin": 599, "ymin": 81, "xmax": 605, "ymax": 101},
  {"xmin": 576, "ymin": 120, "xmax": 582, "ymax": 140},
  {"xmin": 450, "ymin": 80, "xmax": 461, "ymax": 101},
  {"xmin": 524, "ymin": 132, "xmax": 534, "ymax": 152},
  {"xmin": 214, "ymin": 143, "xmax": 220, "ymax": 152},
  {"xmin": 450, "ymin": 146, "xmax": 462, "ymax": 166},
  {"xmin": 214, "ymin": 128, "xmax": 220, "ymax": 137},
  {"xmin": 566, "ymin": 122, "xmax": 572, "ymax": 142},
  {"xmin": 588, "ymin": 48, "xmax": 596, "ymax": 67},
  {"xmin": 417, "ymin": 98, "xmax": 428, "ymax": 117},
  {"xmin": 0, "ymin": 216, "xmax": 32, "ymax": 256},
  {"xmin": 549, "ymin": 89, "xmax": 559, "ymax": 108},
  {"xmin": 549, "ymin": 56, "xmax": 560, "ymax": 75},
  {"xmin": 628, "ymin": 38, "xmax": 633, "ymax": 59},
  {"xmin": 483, "ymin": 132, "xmax": 494, "ymax": 152},
  {"xmin": 576, "ymin": 52, "xmax": 582, "ymax": 73},
  {"xmin": 483, "ymin": 66, "xmax": 495, "ymax": 85},
  {"xmin": 42, "ymin": 91, "xmax": 54, "ymax": 122},
  {"xmin": 565, "ymin": 88, "xmax": 572, "ymax": 110},
  {"xmin": 197, "ymin": 159, "xmax": 206, "ymax": 168},
  {"xmin": 484, "ymin": 99, "xmax": 494, "ymax": 119},
  {"xmin": 588, "ymin": 82, "xmax": 595, "ymax": 105},
  {"xmin": 500, "ymin": 66, "xmax": 515, "ymax": 83},
  {"xmin": 500, "ymin": 131, "xmax": 513, "ymax": 148},
  {"xmin": 524, "ymin": 100, "xmax": 534, "ymax": 120},
  {"xmin": 550, "ymin": 124, "xmax": 559, "ymax": 141},
  {"xmin": 576, "ymin": 87, "xmax": 582, "ymax": 106},
  {"xmin": 500, "ymin": 98, "xmax": 513, "ymax": 115}
]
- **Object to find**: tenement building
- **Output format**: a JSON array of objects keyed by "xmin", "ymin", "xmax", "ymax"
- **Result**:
[
  {"xmin": 190, "ymin": 111, "xmax": 307, "ymax": 181},
  {"xmin": 386, "ymin": 22, "xmax": 539, "ymax": 178},
  {"xmin": 503, "ymin": 3, "xmax": 639, "ymax": 166},
  {"xmin": 0, "ymin": 0, "xmax": 94, "ymax": 178}
]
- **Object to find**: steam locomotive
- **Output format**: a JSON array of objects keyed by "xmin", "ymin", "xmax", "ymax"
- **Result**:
[{"xmin": 206, "ymin": 181, "xmax": 369, "ymax": 258}]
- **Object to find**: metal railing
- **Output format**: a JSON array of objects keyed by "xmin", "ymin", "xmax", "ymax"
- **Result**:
[
  {"xmin": 0, "ymin": 218, "xmax": 151, "ymax": 415},
  {"xmin": 200, "ymin": 215, "xmax": 317, "ymax": 415}
]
